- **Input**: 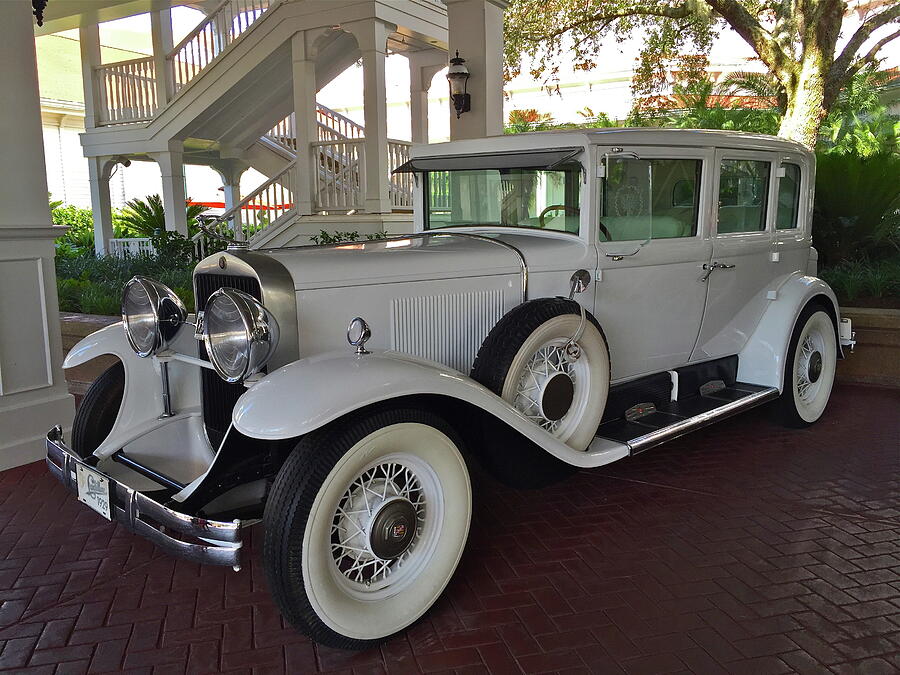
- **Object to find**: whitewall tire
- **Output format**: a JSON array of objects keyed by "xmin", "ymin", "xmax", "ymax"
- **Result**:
[
  {"xmin": 471, "ymin": 298, "xmax": 609, "ymax": 488},
  {"xmin": 776, "ymin": 306, "xmax": 837, "ymax": 427},
  {"xmin": 263, "ymin": 406, "xmax": 471, "ymax": 650}
]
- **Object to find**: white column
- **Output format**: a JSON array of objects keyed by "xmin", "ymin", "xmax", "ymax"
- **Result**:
[
  {"xmin": 0, "ymin": 0, "xmax": 74, "ymax": 469},
  {"xmin": 151, "ymin": 9, "xmax": 175, "ymax": 106},
  {"xmin": 153, "ymin": 149, "xmax": 189, "ymax": 235},
  {"xmin": 445, "ymin": 0, "xmax": 507, "ymax": 140},
  {"xmin": 87, "ymin": 156, "xmax": 115, "ymax": 254},
  {"xmin": 291, "ymin": 31, "xmax": 318, "ymax": 215},
  {"xmin": 407, "ymin": 50, "xmax": 446, "ymax": 144},
  {"xmin": 212, "ymin": 160, "xmax": 247, "ymax": 238},
  {"xmin": 79, "ymin": 24, "xmax": 102, "ymax": 129},
  {"xmin": 349, "ymin": 19, "xmax": 394, "ymax": 214}
]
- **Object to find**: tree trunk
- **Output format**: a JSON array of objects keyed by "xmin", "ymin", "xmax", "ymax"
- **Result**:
[{"xmin": 778, "ymin": 62, "xmax": 828, "ymax": 150}]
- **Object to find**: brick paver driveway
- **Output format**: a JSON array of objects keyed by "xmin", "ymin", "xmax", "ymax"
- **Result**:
[{"xmin": 0, "ymin": 383, "xmax": 897, "ymax": 674}]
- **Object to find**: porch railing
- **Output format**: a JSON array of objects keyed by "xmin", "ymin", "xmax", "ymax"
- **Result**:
[
  {"xmin": 96, "ymin": 57, "xmax": 158, "ymax": 124},
  {"xmin": 167, "ymin": 0, "xmax": 270, "ymax": 95},
  {"xmin": 108, "ymin": 238, "xmax": 155, "ymax": 257},
  {"xmin": 388, "ymin": 140, "xmax": 413, "ymax": 209},
  {"xmin": 313, "ymin": 139, "xmax": 365, "ymax": 211}
]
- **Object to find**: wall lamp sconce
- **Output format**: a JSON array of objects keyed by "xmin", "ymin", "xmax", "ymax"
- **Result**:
[{"xmin": 447, "ymin": 51, "xmax": 470, "ymax": 118}]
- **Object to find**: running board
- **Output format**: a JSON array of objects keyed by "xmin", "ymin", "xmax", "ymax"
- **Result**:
[{"xmin": 595, "ymin": 383, "xmax": 779, "ymax": 455}]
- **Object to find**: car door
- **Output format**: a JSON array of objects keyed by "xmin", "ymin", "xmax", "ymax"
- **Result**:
[
  {"xmin": 691, "ymin": 149, "xmax": 777, "ymax": 361},
  {"xmin": 591, "ymin": 146, "xmax": 714, "ymax": 381}
]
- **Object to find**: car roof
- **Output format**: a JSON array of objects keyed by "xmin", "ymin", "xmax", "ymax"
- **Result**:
[{"xmin": 410, "ymin": 127, "xmax": 810, "ymax": 159}]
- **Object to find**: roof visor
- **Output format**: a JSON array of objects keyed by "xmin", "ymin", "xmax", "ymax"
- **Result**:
[{"xmin": 393, "ymin": 148, "xmax": 583, "ymax": 173}]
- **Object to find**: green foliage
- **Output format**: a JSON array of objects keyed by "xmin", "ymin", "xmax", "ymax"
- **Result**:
[
  {"xmin": 309, "ymin": 229, "xmax": 388, "ymax": 245},
  {"xmin": 812, "ymin": 152, "xmax": 900, "ymax": 267},
  {"xmin": 819, "ymin": 258, "xmax": 900, "ymax": 307},
  {"xmin": 117, "ymin": 194, "xmax": 208, "ymax": 237},
  {"xmin": 55, "ymin": 251, "xmax": 195, "ymax": 316},
  {"xmin": 149, "ymin": 231, "xmax": 197, "ymax": 262},
  {"xmin": 503, "ymin": 0, "xmax": 900, "ymax": 147},
  {"xmin": 819, "ymin": 68, "xmax": 900, "ymax": 157}
]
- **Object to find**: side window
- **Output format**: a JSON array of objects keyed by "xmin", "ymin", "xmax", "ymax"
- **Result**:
[
  {"xmin": 717, "ymin": 159, "xmax": 771, "ymax": 233},
  {"xmin": 776, "ymin": 163, "xmax": 801, "ymax": 230},
  {"xmin": 600, "ymin": 158, "xmax": 701, "ymax": 241}
]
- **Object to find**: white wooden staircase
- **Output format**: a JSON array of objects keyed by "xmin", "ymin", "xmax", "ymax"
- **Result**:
[{"xmin": 82, "ymin": 0, "xmax": 447, "ymax": 249}]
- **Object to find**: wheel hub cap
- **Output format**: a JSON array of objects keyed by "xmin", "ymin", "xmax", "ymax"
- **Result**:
[
  {"xmin": 808, "ymin": 351, "xmax": 823, "ymax": 383},
  {"xmin": 368, "ymin": 497, "xmax": 417, "ymax": 560},
  {"xmin": 540, "ymin": 373, "xmax": 575, "ymax": 421}
]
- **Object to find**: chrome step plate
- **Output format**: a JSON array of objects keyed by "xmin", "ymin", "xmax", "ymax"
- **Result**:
[{"xmin": 595, "ymin": 383, "xmax": 779, "ymax": 455}]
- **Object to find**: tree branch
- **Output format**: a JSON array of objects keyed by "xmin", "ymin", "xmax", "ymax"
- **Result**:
[
  {"xmin": 535, "ymin": 3, "xmax": 696, "ymax": 42},
  {"xmin": 831, "ymin": 4, "xmax": 900, "ymax": 83},
  {"xmin": 703, "ymin": 0, "xmax": 787, "ymax": 74}
]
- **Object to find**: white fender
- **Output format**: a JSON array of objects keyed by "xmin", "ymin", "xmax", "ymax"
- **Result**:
[
  {"xmin": 63, "ymin": 322, "xmax": 202, "ymax": 459},
  {"xmin": 737, "ymin": 273, "xmax": 841, "ymax": 391},
  {"xmin": 233, "ymin": 351, "xmax": 629, "ymax": 468}
]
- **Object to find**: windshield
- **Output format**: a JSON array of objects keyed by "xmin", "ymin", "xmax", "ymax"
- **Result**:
[{"xmin": 425, "ymin": 165, "xmax": 581, "ymax": 234}]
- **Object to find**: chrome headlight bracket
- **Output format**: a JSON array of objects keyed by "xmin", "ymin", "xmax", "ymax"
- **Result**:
[{"xmin": 122, "ymin": 276, "xmax": 188, "ymax": 358}]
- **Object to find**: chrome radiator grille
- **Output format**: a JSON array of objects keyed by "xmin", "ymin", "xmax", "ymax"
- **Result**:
[
  {"xmin": 390, "ymin": 290, "xmax": 505, "ymax": 373},
  {"xmin": 194, "ymin": 273, "xmax": 261, "ymax": 442}
]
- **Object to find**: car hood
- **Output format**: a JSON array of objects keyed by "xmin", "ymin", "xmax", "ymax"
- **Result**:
[{"xmin": 259, "ymin": 233, "xmax": 526, "ymax": 290}]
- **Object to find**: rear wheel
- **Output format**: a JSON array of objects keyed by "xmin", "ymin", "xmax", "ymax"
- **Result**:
[
  {"xmin": 775, "ymin": 305, "xmax": 837, "ymax": 427},
  {"xmin": 263, "ymin": 406, "xmax": 471, "ymax": 650},
  {"xmin": 72, "ymin": 362, "xmax": 124, "ymax": 458}
]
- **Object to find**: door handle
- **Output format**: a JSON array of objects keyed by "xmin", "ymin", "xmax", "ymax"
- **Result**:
[{"xmin": 701, "ymin": 261, "xmax": 736, "ymax": 282}]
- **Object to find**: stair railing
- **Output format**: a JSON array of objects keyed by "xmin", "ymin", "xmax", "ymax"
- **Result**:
[
  {"xmin": 192, "ymin": 159, "xmax": 298, "ymax": 255},
  {"xmin": 264, "ymin": 105, "xmax": 365, "ymax": 154},
  {"xmin": 167, "ymin": 0, "xmax": 271, "ymax": 95}
]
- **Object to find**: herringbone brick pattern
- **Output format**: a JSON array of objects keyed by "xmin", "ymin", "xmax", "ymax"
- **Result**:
[{"xmin": 0, "ymin": 384, "xmax": 897, "ymax": 673}]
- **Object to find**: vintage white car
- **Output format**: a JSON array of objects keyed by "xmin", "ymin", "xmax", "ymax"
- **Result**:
[{"xmin": 47, "ymin": 129, "xmax": 854, "ymax": 649}]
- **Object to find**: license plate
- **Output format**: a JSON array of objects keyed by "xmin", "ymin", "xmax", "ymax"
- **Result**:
[{"xmin": 76, "ymin": 464, "xmax": 112, "ymax": 520}]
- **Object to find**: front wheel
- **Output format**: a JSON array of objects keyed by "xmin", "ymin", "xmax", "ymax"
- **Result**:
[
  {"xmin": 775, "ymin": 305, "xmax": 837, "ymax": 427},
  {"xmin": 263, "ymin": 406, "xmax": 471, "ymax": 650}
]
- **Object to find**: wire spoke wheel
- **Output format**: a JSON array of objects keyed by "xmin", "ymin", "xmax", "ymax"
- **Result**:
[
  {"xmin": 777, "ymin": 306, "xmax": 837, "ymax": 427},
  {"xmin": 263, "ymin": 407, "xmax": 471, "ymax": 650},
  {"xmin": 328, "ymin": 457, "xmax": 435, "ymax": 597},
  {"xmin": 513, "ymin": 341, "xmax": 587, "ymax": 435}
]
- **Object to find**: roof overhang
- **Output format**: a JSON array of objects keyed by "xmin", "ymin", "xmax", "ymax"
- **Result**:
[{"xmin": 34, "ymin": 0, "xmax": 192, "ymax": 36}]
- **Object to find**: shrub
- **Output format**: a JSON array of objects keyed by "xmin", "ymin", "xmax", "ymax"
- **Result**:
[
  {"xmin": 812, "ymin": 152, "xmax": 900, "ymax": 267},
  {"xmin": 118, "ymin": 194, "xmax": 209, "ymax": 237},
  {"xmin": 819, "ymin": 257, "xmax": 900, "ymax": 307},
  {"xmin": 56, "ymin": 250, "xmax": 195, "ymax": 316}
]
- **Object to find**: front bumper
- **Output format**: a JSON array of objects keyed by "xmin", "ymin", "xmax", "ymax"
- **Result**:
[{"xmin": 46, "ymin": 426, "xmax": 242, "ymax": 568}]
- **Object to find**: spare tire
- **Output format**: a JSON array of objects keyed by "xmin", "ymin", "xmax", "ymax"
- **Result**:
[{"xmin": 471, "ymin": 298, "xmax": 610, "ymax": 487}]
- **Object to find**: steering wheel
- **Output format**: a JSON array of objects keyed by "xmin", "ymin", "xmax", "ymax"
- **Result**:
[{"xmin": 538, "ymin": 204, "xmax": 580, "ymax": 228}]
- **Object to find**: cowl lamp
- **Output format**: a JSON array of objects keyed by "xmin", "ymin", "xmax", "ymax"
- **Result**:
[{"xmin": 447, "ymin": 51, "xmax": 471, "ymax": 118}]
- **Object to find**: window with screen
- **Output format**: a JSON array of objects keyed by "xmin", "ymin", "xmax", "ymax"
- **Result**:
[
  {"xmin": 599, "ymin": 158, "xmax": 701, "ymax": 241},
  {"xmin": 776, "ymin": 163, "xmax": 801, "ymax": 230},
  {"xmin": 717, "ymin": 159, "xmax": 771, "ymax": 233}
]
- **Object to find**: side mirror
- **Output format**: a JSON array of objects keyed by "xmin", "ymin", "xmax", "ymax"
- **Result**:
[{"xmin": 569, "ymin": 269, "xmax": 591, "ymax": 299}]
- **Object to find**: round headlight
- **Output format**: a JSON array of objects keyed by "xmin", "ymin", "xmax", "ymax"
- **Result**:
[
  {"xmin": 122, "ymin": 276, "xmax": 187, "ymax": 358},
  {"xmin": 204, "ymin": 288, "xmax": 279, "ymax": 383}
]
